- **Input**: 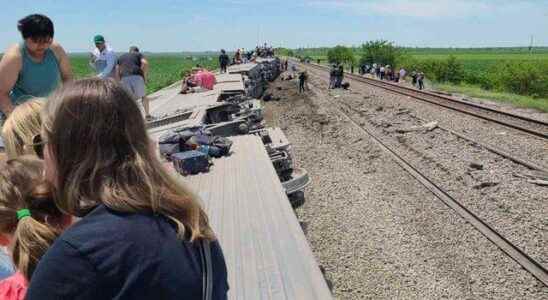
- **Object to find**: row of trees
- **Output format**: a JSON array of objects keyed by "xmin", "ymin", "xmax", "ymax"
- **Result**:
[{"xmin": 325, "ymin": 40, "xmax": 401, "ymax": 68}]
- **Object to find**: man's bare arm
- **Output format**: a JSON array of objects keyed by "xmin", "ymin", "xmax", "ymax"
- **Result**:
[
  {"xmin": 50, "ymin": 42, "xmax": 73, "ymax": 82},
  {"xmin": 0, "ymin": 45, "xmax": 22, "ymax": 116},
  {"xmin": 141, "ymin": 58, "xmax": 149, "ymax": 82}
]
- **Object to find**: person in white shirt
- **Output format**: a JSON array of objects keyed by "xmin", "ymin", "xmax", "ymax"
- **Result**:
[
  {"xmin": 399, "ymin": 68, "xmax": 407, "ymax": 81},
  {"xmin": 89, "ymin": 35, "xmax": 117, "ymax": 79}
]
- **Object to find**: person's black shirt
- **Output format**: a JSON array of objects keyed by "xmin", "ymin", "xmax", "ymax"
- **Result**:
[
  {"xmin": 27, "ymin": 204, "xmax": 229, "ymax": 300},
  {"xmin": 219, "ymin": 54, "xmax": 229, "ymax": 66},
  {"xmin": 117, "ymin": 52, "xmax": 144, "ymax": 78}
]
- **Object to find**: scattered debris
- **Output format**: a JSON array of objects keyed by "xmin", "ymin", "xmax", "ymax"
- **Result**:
[
  {"xmin": 375, "ymin": 106, "xmax": 384, "ymax": 112},
  {"xmin": 473, "ymin": 181, "xmax": 499, "ymax": 189},
  {"xmin": 528, "ymin": 179, "xmax": 548, "ymax": 186},
  {"xmin": 352, "ymin": 137, "xmax": 363, "ymax": 144},
  {"xmin": 395, "ymin": 108, "xmax": 411, "ymax": 115},
  {"xmin": 396, "ymin": 121, "xmax": 438, "ymax": 133},
  {"xmin": 262, "ymin": 93, "xmax": 272, "ymax": 101},
  {"xmin": 514, "ymin": 170, "xmax": 548, "ymax": 186},
  {"xmin": 469, "ymin": 162, "xmax": 484, "ymax": 170}
]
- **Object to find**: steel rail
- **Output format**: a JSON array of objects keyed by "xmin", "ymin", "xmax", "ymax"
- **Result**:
[
  {"xmin": 332, "ymin": 98, "xmax": 548, "ymax": 287},
  {"xmin": 303, "ymin": 62, "xmax": 548, "ymax": 139}
]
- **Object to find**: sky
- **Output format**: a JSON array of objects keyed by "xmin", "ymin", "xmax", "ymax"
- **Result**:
[{"xmin": 1, "ymin": 0, "xmax": 547, "ymax": 52}]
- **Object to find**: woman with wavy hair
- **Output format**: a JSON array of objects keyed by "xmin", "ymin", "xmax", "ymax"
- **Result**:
[{"xmin": 26, "ymin": 78, "xmax": 228, "ymax": 299}]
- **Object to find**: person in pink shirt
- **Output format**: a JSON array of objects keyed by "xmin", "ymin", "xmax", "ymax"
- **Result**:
[
  {"xmin": 194, "ymin": 69, "xmax": 216, "ymax": 90},
  {"xmin": 0, "ymin": 156, "xmax": 72, "ymax": 300}
]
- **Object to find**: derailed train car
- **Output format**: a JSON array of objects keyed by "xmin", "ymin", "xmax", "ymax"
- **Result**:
[{"xmin": 147, "ymin": 58, "xmax": 332, "ymax": 299}]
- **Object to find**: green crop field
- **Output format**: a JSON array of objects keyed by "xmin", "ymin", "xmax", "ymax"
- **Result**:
[
  {"xmin": 288, "ymin": 46, "xmax": 548, "ymax": 111},
  {"xmin": 70, "ymin": 53, "xmax": 218, "ymax": 94},
  {"xmin": 409, "ymin": 51, "xmax": 548, "ymax": 78}
]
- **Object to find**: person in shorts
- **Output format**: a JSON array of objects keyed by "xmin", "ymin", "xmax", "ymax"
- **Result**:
[{"xmin": 116, "ymin": 46, "xmax": 150, "ymax": 120}]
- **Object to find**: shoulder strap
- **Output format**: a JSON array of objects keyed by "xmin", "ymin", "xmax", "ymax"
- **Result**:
[{"xmin": 200, "ymin": 240, "xmax": 213, "ymax": 300}]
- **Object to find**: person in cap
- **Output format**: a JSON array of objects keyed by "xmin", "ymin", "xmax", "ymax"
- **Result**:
[
  {"xmin": 116, "ymin": 46, "xmax": 151, "ymax": 120},
  {"xmin": 0, "ymin": 14, "xmax": 72, "ymax": 122},
  {"xmin": 89, "ymin": 35, "xmax": 117, "ymax": 79}
]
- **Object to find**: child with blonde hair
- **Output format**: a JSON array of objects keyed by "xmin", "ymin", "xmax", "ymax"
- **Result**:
[{"xmin": 0, "ymin": 156, "xmax": 71, "ymax": 300}]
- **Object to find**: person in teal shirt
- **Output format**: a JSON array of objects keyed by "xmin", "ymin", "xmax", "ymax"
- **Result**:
[{"xmin": 0, "ymin": 14, "xmax": 73, "ymax": 121}]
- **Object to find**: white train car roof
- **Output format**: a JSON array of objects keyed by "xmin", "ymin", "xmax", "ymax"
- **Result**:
[{"xmin": 147, "ymin": 64, "xmax": 332, "ymax": 299}]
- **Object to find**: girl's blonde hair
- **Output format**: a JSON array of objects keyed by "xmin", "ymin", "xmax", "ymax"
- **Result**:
[
  {"xmin": 0, "ymin": 156, "xmax": 63, "ymax": 280},
  {"xmin": 43, "ymin": 78, "xmax": 214, "ymax": 241},
  {"xmin": 1, "ymin": 99, "xmax": 45, "ymax": 159}
]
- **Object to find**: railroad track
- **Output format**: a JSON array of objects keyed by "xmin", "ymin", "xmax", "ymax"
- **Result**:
[
  {"xmin": 302, "ymin": 61, "xmax": 548, "ymax": 140},
  {"xmin": 290, "ymin": 59, "xmax": 548, "ymax": 286},
  {"xmin": 326, "ymin": 94, "xmax": 548, "ymax": 287}
]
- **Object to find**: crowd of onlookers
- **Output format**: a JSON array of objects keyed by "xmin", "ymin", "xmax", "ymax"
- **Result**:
[
  {"xmin": 0, "ymin": 14, "xmax": 229, "ymax": 299},
  {"xmin": 220, "ymin": 43, "xmax": 275, "ymax": 68},
  {"xmin": 360, "ymin": 63, "xmax": 425, "ymax": 90}
]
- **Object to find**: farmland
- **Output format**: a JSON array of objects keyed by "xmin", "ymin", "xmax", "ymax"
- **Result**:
[
  {"xmin": 288, "ymin": 47, "xmax": 548, "ymax": 111},
  {"xmin": 70, "ymin": 53, "xmax": 218, "ymax": 94}
]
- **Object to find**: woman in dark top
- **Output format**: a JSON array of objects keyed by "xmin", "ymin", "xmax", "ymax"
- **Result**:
[{"xmin": 26, "ymin": 78, "xmax": 229, "ymax": 299}]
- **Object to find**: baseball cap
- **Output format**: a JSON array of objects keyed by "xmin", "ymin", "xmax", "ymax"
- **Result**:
[{"xmin": 93, "ymin": 35, "xmax": 105, "ymax": 44}]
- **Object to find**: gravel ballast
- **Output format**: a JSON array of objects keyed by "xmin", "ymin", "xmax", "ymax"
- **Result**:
[{"xmin": 262, "ymin": 71, "xmax": 548, "ymax": 299}]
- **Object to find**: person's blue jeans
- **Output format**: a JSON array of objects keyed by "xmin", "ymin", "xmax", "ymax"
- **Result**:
[{"xmin": 0, "ymin": 247, "xmax": 14, "ymax": 280}]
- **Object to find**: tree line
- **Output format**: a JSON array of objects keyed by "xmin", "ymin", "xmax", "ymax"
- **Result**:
[{"xmin": 276, "ymin": 42, "xmax": 548, "ymax": 98}]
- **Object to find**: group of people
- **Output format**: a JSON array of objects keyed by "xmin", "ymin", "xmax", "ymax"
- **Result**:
[
  {"xmin": 0, "ymin": 15, "xmax": 152, "ymax": 121},
  {"xmin": 359, "ymin": 63, "xmax": 426, "ymax": 90},
  {"xmin": 0, "ymin": 14, "xmax": 229, "ymax": 299},
  {"xmin": 89, "ymin": 35, "xmax": 152, "ymax": 118},
  {"xmin": 329, "ymin": 63, "xmax": 345, "ymax": 89},
  {"xmin": 220, "ymin": 43, "xmax": 275, "ymax": 68},
  {"xmin": 410, "ymin": 71, "xmax": 426, "ymax": 90},
  {"xmin": 255, "ymin": 43, "xmax": 274, "ymax": 58}
]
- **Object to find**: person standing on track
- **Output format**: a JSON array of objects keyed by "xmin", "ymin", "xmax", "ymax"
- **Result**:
[
  {"xmin": 379, "ymin": 65, "xmax": 385, "ymax": 80},
  {"xmin": 417, "ymin": 72, "xmax": 425, "ymax": 90},
  {"xmin": 116, "ymin": 46, "xmax": 151, "ymax": 120},
  {"xmin": 411, "ymin": 71, "xmax": 418, "ymax": 86},
  {"xmin": 219, "ymin": 49, "xmax": 229, "ymax": 73},
  {"xmin": 0, "ymin": 14, "xmax": 73, "ymax": 122},
  {"xmin": 336, "ymin": 64, "xmax": 344, "ymax": 88},
  {"xmin": 298, "ymin": 71, "xmax": 307, "ymax": 93},
  {"xmin": 329, "ymin": 64, "xmax": 336, "ymax": 89},
  {"xmin": 399, "ymin": 68, "xmax": 406, "ymax": 82},
  {"xmin": 90, "ymin": 35, "xmax": 117, "ymax": 79}
]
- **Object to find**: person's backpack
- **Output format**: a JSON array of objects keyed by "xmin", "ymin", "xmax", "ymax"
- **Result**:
[
  {"xmin": 172, "ymin": 151, "xmax": 210, "ymax": 175},
  {"xmin": 158, "ymin": 129, "xmax": 202, "ymax": 159},
  {"xmin": 210, "ymin": 136, "xmax": 233, "ymax": 157}
]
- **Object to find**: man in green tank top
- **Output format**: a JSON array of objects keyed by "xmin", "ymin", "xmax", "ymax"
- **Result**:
[{"xmin": 0, "ymin": 14, "xmax": 73, "ymax": 120}]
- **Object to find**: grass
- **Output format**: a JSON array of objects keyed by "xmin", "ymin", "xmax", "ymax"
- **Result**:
[
  {"xmin": 70, "ymin": 54, "xmax": 218, "ymax": 94},
  {"xmin": 432, "ymin": 82, "xmax": 548, "ymax": 113},
  {"xmin": 291, "ymin": 47, "xmax": 548, "ymax": 112}
]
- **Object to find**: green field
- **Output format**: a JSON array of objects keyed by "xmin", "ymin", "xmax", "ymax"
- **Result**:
[
  {"xmin": 70, "ymin": 54, "xmax": 218, "ymax": 94},
  {"xmin": 409, "ymin": 51, "xmax": 548, "ymax": 80},
  {"xmin": 288, "ymin": 47, "xmax": 548, "ymax": 112}
]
